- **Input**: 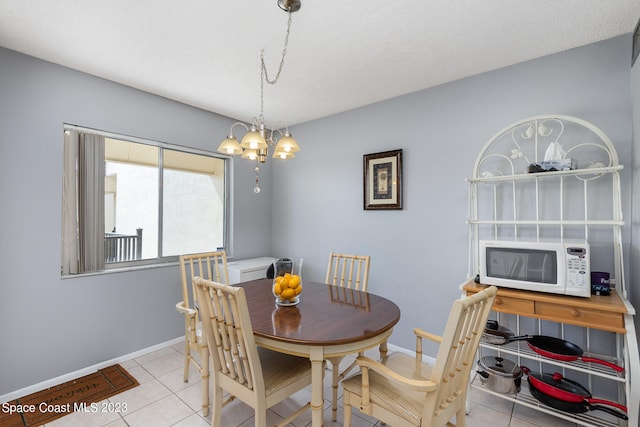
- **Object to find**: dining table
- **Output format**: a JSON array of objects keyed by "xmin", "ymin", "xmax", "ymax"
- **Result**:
[{"xmin": 235, "ymin": 278, "xmax": 401, "ymax": 427}]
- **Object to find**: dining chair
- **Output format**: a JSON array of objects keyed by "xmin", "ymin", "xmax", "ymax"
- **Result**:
[
  {"xmin": 325, "ymin": 252, "xmax": 370, "ymax": 290},
  {"xmin": 193, "ymin": 276, "xmax": 317, "ymax": 427},
  {"xmin": 324, "ymin": 251, "xmax": 371, "ymax": 421},
  {"xmin": 342, "ymin": 285, "xmax": 498, "ymax": 427},
  {"xmin": 175, "ymin": 250, "xmax": 229, "ymax": 417}
]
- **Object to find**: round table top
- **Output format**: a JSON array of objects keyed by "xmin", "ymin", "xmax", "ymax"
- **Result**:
[{"xmin": 236, "ymin": 279, "xmax": 401, "ymax": 346}]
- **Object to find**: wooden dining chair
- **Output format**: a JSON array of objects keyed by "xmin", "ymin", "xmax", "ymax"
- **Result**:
[
  {"xmin": 175, "ymin": 250, "xmax": 229, "ymax": 416},
  {"xmin": 193, "ymin": 277, "xmax": 316, "ymax": 427},
  {"xmin": 342, "ymin": 286, "xmax": 497, "ymax": 427},
  {"xmin": 325, "ymin": 252, "xmax": 370, "ymax": 290},
  {"xmin": 324, "ymin": 251, "xmax": 371, "ymax": 421}
]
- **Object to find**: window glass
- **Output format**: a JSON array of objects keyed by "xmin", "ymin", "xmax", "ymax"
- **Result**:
[
  {"xmin": 105, "ymin": 138, "xmax": 159, "ymax": 260},
  {"xmin": 162, "ymin": 150, "xmax": 225, "ymax": 256}
]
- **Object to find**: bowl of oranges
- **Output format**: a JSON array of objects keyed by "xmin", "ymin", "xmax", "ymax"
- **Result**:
[{"xmin": 272, "ymin": 257, "xmax": 303, "ymax": 306}]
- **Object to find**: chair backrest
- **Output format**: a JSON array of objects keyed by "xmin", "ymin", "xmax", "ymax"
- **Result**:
[
  {"xmin": 193, "ymin": 277, "xmax": 264, "ymax": 393},
  {"xmin": 179, "ymin": 250, "xmax": 229, "ymax": 312},
  {"xmin": 423, "ymin": 286, "xmax": 497, "ymax": 424},
  {"xmin": 325, "ymin": 252, "xmax": 370, "ymax": 291}
]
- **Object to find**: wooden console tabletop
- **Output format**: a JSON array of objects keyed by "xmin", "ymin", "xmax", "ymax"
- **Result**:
[{"xmin": 463, "ymin": 281, "xmax": 629, "ymax": 333}]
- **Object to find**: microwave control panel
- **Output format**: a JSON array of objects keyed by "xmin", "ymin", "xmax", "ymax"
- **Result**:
[{"xmin": 566, "ymin": 247, "xmax": 589, "ymax": 291}]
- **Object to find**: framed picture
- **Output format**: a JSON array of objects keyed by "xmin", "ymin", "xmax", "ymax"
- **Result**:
[{"xmin": 363, "ymin": 149, "xmax": 403, "ymax": 210}]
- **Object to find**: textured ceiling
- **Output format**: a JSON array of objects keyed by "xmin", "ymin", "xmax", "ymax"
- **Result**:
[{"xmin": 1, "ymin": 0, "xmax": 639, "ymax": 127}]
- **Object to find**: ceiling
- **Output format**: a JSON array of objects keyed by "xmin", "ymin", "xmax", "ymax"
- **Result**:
[{"xmin": 1, "ymin": 1, "xmax": 639, "ymax": 127}]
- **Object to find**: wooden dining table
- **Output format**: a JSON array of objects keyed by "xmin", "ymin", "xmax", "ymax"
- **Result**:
[{"xmin": 235, "ymin": 278, "xmax": 401, "ymax": 427}]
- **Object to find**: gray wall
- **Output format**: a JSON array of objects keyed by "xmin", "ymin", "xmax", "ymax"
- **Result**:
[
  {"xmin": 631, "ymin": 42, "xmax": 640, "ymax": 337},
  {"xmin": 1, "ymin": 34, "xmax": 636, "ymax": 397},
  {"xmin": 279, "ymin": 35, "xmax": 634, "ymax": 354},
  {"xmin": 0, "ymin": 47, "xmax": 273, "ymax": 396}
]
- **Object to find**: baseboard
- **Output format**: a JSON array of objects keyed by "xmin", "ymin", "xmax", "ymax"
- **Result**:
[
  {"xmin": 0, "ymin": 336, "xmax": 183, "ymax": 404},
  {"xmin": 387, "ymin": 342, "xmax": 437, "ymax": 365}
]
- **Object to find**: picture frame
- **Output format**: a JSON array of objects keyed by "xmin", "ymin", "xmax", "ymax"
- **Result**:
[{"xmin": 363, "ymin": 149, "xmax": 403, "ymax": 210}]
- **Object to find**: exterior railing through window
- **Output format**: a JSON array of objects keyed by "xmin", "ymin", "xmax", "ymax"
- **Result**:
[{"xmin": 105, "ymin": 228, "xmax": 142, "ymax": 263}]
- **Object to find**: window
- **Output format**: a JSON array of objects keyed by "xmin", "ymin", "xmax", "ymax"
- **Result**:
[{"xmin": 62, "ymin": 125, "xmax": 229, "ymax": 275}]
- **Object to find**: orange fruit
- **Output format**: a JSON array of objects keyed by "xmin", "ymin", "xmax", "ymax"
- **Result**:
[
  {"xmin": 289, "ymin": 275, "xmax": 300, "ymax": 287},
  {"xmin": 281, "ymin": 288, "xmax": 296, "ymax": 301}
]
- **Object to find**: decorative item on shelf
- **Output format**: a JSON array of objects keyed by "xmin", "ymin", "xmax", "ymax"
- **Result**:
[
  {"xmin": 272, "ymin": 257, "xmax": 303, "ymax": 306},
  {"xmin": 591, "ymin": 271, "xmax": 611, "ymax": 296},
  {"xmin": 217, "ymin": 0, "xmax": 302, "ymax": 194},
  {"xmin": 525, "ymin": 118, "xmax": 575, "ymax": 172}
]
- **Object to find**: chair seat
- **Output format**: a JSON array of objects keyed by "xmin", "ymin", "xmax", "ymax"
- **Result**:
[
  {"xmin": 258, "ymin": 347, "xmax": 314, "ymax": 396},
  {"xmin": 342, "ymin": 353, "xmax": 433, "ymax": 425}
]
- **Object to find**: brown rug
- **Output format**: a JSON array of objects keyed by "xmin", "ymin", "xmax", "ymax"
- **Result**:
[{"xmin": 0, "ymin": 364, "xmax": 139, "ymax": 427}]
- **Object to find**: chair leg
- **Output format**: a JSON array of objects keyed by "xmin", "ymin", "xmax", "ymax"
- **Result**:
[
  {"xmin": 455, "ymin": 407, "xmax": 466, "ymax": 427},
  {"xmin": 199, "ymin": 345, "xmax": 210, "ymax": 417},
  {"xmin": 183, "ymin": 340, "xmax": 190, "ymax": 382},
  {"xmin": 343, "ymin": 389, "xmax": 352, "ymax": 427},
  {"xmin": 211, "ymin": 385, "xmax": 223, "ymax": 427},
  {"xmin": 254, "ymin": 402, "xmax": 267, "ymax": 427}
]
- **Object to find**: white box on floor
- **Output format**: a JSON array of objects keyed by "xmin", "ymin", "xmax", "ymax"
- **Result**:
[{"xmin": 227, "ymin": 257, "xmax": 275, "ymax": 284}]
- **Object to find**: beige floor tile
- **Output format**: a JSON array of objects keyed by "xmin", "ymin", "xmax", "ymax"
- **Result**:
[
  {"xmin": 512, "ymin": 403, "xmax": 577, "ymax": 427},
  {"xmin": 122, "ymin": 362, "xmax": 155, "ymax": 384},
  {"xmin": 172, "ymin": 412, "xmax": 211, "ymax": 427},
  {"xmin": 470, "ymin": 386, "xmax": 515, "ymax": 416},
  {"xmin": 157, "ymin": 363, "xmax": 201, "ymax": 394},
  {"xmin": 123, "ymin": 394, "xmax": 194, "ymax": 427},
  {"xmin": 204, "ymin": 398, "xmax": 254, "ymax": 426},
  {"xmin": 134, "ymin": 347, "xmax": 184, "ymax": 378},
  {"xmin": 463, "ymin": 402, "xmax": 513, "ymax": 427},
  {"xmin": 44, "ymin": 399, "xmax": 122, "ymax": 427},
  {"xmin": 175, "ymin": 379, "xmax": 208, "ymax": 414},
  {"xmin": 103, "ymin": 418, "xmax": 129, "ymax": 427},
  {"xmin": 108, "ymin": 378, "xmax": 172, "ymax": 414}
]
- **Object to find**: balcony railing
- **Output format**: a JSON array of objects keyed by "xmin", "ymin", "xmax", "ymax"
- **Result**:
[{"xmin": 105, "ymin": 228, "xmax": 142, "ymax": 263}]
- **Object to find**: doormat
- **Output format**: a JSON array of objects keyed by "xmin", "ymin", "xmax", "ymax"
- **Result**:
[{"xmin": 0, "ymin": 364, "xmax": 139, "ymax": 427}]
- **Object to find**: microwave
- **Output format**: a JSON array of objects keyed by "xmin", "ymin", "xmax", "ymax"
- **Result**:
[{"xmin": 479, "ymin": 240, "xmax": 591, "ymax": 297}]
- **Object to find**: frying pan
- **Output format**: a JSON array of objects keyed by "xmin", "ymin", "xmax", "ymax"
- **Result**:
[
  {"xmin": 484, "ymin": 321, "xmax": 624, "ymax": 372},
  {"xmin": 527, "ymin": 375, "xmax": 628, "ymax": 420},
  {"xmin": 482, "ymin": 320, "xmax": 514, "ymax": 344}
]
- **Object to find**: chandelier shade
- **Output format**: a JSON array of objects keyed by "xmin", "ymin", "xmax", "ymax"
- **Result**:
[
  {"xmin": 217, "ymin": 135, "xmax": 244, "ymax": 155},
  {"xmin": 240, "ymin": 125, "xmax": 268, "ymax": 150}
]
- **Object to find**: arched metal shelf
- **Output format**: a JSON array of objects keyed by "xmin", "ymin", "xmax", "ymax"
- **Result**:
[{"xmin": 466, "ymin": 115, "xmax": 637, "ymax": 427}]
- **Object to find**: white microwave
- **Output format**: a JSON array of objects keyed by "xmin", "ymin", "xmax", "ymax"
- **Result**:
[{"xmin": 479, "ymin": 240, "xmax": 591, "ymax": 297}]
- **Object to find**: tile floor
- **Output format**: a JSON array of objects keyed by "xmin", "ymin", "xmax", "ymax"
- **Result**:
[{"xmin": 41, "ymin": 343, "xmax": 587, "ymax": 427}]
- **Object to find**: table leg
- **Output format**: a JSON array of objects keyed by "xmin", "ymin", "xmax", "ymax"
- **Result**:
[
  {"xmin": 310, "ymin": 347, "xmax": 324, "ymax": 427},
  {"xmin": 379, "ymin": 340, "xmax": 388, "ymax": 359}
]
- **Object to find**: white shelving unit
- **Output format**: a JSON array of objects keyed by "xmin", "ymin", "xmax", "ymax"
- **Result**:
[{"xmin": 465, "ymin": 115, "xmax": 638, "ymax": 426}]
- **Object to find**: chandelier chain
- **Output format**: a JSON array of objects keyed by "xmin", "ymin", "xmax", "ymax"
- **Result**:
[{"xmin": 260, "ymin": 10, "xmax": 293, "ymax": 121}]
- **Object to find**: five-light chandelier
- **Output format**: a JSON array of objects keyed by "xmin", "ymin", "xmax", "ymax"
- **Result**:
[{"xmin": 217, "ymin": 0, "xmax": 302, "ymax": 193}]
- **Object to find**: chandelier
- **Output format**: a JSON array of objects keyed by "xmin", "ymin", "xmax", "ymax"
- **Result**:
[{"xmin": 217, "ymin": 0, "xmax": 302, "ymax": 193}]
